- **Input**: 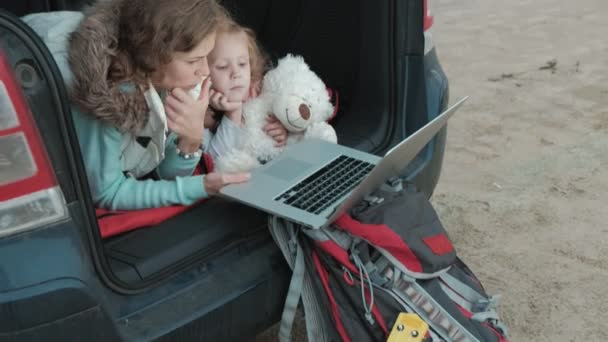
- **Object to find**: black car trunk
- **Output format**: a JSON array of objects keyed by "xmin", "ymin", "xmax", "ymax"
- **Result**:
[{"xmin": 1, "ymin": 0, "xmax": 425, "ymax": 292}]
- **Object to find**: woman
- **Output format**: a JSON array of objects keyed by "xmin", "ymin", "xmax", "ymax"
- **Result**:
[{"xmin": 68, "ymin": 0, "xmax": 283, "ymax": 210}]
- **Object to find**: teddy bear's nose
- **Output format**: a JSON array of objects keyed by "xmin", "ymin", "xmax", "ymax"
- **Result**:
[{"xmin": 299, "ymin": 104, "xmax": 311, "ymax": 120}]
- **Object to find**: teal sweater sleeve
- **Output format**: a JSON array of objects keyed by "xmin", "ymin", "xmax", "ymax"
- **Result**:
[
  {"xmin": 71, "ymin": 108, "xmax": 208, "ymax": 210},
  {"xmin": 157, "ymin": 133, "xmax": 200, "ymax": 179}
]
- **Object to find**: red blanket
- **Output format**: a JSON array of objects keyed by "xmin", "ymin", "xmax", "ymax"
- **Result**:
[{"xmin": 96, "ymin": 154, "xmax": 213, "ymax": 238}]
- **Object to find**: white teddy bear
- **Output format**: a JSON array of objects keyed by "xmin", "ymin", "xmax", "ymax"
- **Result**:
[{"xmin": 215, "ymin": 54, "xmax": 338, "ymax": 173}]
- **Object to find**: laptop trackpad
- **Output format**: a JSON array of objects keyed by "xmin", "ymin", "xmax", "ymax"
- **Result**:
[{"xmin": 263, "ymin": 158, "xmax": 313, "ymax": 182}]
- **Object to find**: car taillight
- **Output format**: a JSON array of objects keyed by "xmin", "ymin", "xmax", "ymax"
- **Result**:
[
  {"xmin": 0, "ymin": 52, "xmax": 67, "ymax": 238},
  {"xmin": 423, "ymin": 0, "xmax": 435, "ymax": 32},
  {"xmin": 423, "ymin": 0, "xmax": 435, "ymax": 55}
]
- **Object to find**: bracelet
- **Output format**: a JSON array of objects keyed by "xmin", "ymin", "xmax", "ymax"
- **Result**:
[{"xmin": 174, "ymin": 138, "xmax": 203, "ymax": 160}]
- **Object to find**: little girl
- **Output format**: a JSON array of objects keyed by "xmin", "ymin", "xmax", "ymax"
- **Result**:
[{"xmin": 205, "ymin": 21, "xmax": 287, "ymax": 158}]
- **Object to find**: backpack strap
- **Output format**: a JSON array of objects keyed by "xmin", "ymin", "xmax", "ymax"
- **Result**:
[
  {"xmin": 280, "ymin": 242, "xmax": 306, "ymax": 341},
  {"xmin": 439, "ymin": 272, "xmax": 509, "ymax": 337},
  {"xmin": 439, "ymin": 272, "xmax": 488, "ymax": 312},
  {"xmin": 381, "ymin": 266, "xmax": 483, "ymax": 342},
  {"xmin": 269, "ymin": 216, "xmax": 334, "ymax": 342},
  {"xmin": 349, "ymin": 243, "xmax": 376, "ymax": 325},
  {"xmin": 269, "ymin": 217, "xmax": 305, "ymax": 341}
]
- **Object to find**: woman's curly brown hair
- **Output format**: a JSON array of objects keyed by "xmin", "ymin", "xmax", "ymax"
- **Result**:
[{"xmin": 109, "ymin": 0, "xmax": 231, "ymax": 84}]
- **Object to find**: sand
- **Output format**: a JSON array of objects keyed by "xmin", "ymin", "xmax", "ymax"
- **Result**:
[{"xmin": 431, "ymin": 0, "xmax": 608, "ymax": 340}]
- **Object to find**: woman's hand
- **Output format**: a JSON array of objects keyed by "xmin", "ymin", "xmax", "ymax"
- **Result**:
[
  {"xmin": 165, "ymin": 77, "xmax": 212, "ymax": 152},
  {"xmin": 203, "ymin": 172, "xmax": 251, "ymax": 195},
  {"xmin": 264, "ymin": 115, "xmax": 288, "ymax": 147}
]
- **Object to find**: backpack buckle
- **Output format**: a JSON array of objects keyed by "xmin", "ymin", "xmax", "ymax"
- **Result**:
[
  {"xmin": 363, "ymin": 195, "xmax": 384, "ymax": 205},
  {"xmin": 472, "ymin": 294, "xmax": 501, "ymax": 313}
]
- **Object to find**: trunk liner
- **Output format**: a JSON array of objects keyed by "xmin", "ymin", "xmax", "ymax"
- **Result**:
[{"xmin": 104, "ymin": 198, "xmax": 269, "ymax": 281}]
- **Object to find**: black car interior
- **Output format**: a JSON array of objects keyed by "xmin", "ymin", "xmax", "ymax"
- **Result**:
[{"xmin": 1, "ymin": 0, "xmax": 398, "ymax": 286}]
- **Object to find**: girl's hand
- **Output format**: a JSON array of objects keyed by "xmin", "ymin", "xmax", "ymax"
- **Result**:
[
  {"xmin": 203, "ymin": 172, "xmax": 250, "ymax": 195},
  {"xmin": 209, "ymin": 89, "xmax": 242, "ymax": 112},
  {"xmin": 209, "ymin": 89, "xmax": 244, "ymax": 124},
  {"xmin": 264, "ymin": 115, "xmax": 288, "ymax": 147},
  {"xmin": 165, "ymin": 77, "xmax": 212, "ymax": 151}
]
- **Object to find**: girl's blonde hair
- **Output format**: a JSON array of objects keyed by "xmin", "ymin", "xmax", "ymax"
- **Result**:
[
  {"xmin": 110, "ymin": 0, "xmax": 231, "ymax": 84},
  {"xmin": 217, "ymin": 20, "xmax": 271, "ymax": 86}
]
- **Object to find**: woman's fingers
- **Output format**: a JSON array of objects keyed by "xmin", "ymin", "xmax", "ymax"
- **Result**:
[
  {"xmin": 165, "ymin": 104, "xmax": 180, "ymax": 122},
  {"xmin": 199, "ymin": 77, "xmax": 212, "ymax": 101},
  {"xmin": 204, "ymin": 172, "xmax": 251, "ymax": 195},
  {"xmin": 165, "ymin": 102, "xmax": 190, "ymax": 136},
  {"xmin": 165, "ymin": 94, "xmax": 186, "ymax": 114},
  {"xmin": 165, "ymin": 87, "xmax": 208, "ymax": 141},
  {"xmin": 221, "ymin": 172, "xmax": 251, "ymax": 185},
  {"xmin": 170, "ymin": 87, "xmax": 193, "ymax": 103},
  {"xmin": 166, "ymin": 116, "xmax": 180, "ymax": 134}
]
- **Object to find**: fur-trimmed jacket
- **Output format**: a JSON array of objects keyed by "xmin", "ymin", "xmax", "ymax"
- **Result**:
[{"xmin": 68, "ymin": 0, "xmax": 149, "ymax": 134}]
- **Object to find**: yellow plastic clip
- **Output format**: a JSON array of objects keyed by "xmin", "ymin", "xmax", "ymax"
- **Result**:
[{"xmin": 386, "ymin": 313, "xmax": 430, "ymax": 342}]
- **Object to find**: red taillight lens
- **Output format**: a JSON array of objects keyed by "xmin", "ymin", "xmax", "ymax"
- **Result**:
[
  {"xmin": 423, "ymin": 0, "xmax": 434, "ymax": 32},
  {"xmin": 0, "ymin": 51, "xmax": 67, "ymax": 237}
]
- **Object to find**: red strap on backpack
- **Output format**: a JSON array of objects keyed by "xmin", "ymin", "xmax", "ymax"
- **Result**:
[
  {"xmin": 96, "ymin": 154, "xmax": 214, "ymax": 238},
  {"xmin": 334, "ymin": 214, "xmax": 424, "ymax": 273}
]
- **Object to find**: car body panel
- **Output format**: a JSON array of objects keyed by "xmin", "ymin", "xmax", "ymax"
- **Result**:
[{"xmin": 0, "ymin": 0, "xmax": 450, "ymax": 340}]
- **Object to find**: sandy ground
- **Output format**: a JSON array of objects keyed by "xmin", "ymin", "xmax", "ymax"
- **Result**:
[
  {"xmin": 430, "ymin": 0, "xmax": 608, "ymax": 341},
  {"xmin": 258, "ymin": 0, "xmax": 608, "ymax": 340}
]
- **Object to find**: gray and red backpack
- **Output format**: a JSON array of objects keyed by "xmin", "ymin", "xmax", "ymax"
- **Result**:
[{"xmin": 269, "ymin": 180, "xmax": 508, "ymax": 342}]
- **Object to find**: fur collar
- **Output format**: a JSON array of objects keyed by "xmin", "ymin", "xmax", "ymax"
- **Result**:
[{"xmin": 68, "ymin": 0, "xmax": 149, "ymax": 133}]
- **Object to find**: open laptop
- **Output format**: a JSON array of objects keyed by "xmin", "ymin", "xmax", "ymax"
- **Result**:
[{"xmin": 220, "ymin": 96, "xmax": 468, "ymax": 229}]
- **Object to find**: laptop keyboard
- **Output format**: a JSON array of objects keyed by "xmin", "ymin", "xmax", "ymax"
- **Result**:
[{"xmin": 275, "ymin": 155, "xmax": 375, "ymax": 214}]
